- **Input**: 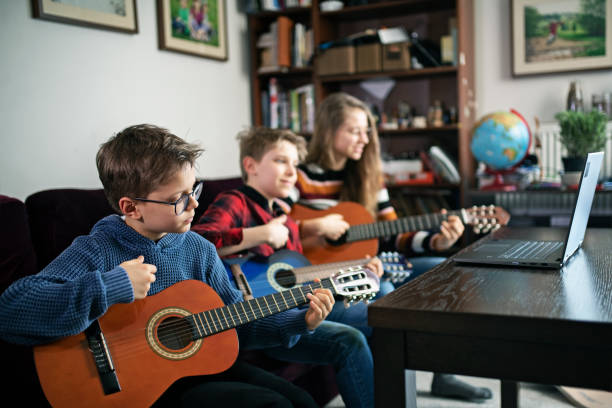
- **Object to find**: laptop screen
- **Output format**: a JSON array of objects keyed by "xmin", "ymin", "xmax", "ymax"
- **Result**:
[{"xmin": 561, "ymin": 152, "xmax": 604, "ymax": 263}]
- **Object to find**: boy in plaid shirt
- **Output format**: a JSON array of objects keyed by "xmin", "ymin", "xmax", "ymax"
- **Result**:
[{"xmin": 192, "ymin": 127, "xmax": 383, "ymax": 408}]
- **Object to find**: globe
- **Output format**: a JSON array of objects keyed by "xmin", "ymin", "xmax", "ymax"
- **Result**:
[{"xmin": 470, "ymin": 110, "xmax": 531, "ymax": 171}]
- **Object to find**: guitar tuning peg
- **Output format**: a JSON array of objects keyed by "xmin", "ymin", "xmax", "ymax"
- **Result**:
[
  {"xmin": 473, "ymin": 226, "xmax": 481, "ymax": 234},
  {"xmin": 493, "ymin": 224, "xmax": 502, "ymax": 231}
]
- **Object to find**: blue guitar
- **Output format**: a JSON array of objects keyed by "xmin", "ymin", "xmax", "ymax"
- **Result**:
[{"xmin": 224, "ymin": 250, "xmax": 412, "ymax": 299}]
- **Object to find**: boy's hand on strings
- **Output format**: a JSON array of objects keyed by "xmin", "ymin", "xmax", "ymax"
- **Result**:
[
  {"xmin": 263, "ymin": 214, "xmax": 290, "ymax": 248},
  {"xmin": 364, "ymin": 255, "xmax": 384, "ymax": 278},
  {"xmin": 431, "ymin": 209, "xmax": 465, "ymax": 251},
  {"xmin": 121, "ymin": 255, "xmax": 156, "ymax": 299},
  {"xmin": 305, "ymin": 284, "xmax": 335, "ymax": 330}
]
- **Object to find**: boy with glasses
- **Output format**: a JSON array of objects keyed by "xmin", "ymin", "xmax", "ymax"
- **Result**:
[{"xmin": 0, "ymin": 124, "xmax": 332, "ymax": 407}]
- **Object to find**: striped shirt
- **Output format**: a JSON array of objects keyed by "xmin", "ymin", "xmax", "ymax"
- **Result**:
[{"xmin": 285, "ymin": 163, "xmax": 436, "ymax": 255}]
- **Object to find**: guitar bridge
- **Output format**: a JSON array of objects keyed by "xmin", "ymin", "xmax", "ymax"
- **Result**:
[{"xmin": 85, "ymin": 320, "xmax": 121, "ymax": 395}]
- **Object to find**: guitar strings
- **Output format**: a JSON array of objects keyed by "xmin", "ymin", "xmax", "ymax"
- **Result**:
[
  {"xmin": 93, "ymin": 257, "xmax": 400, "ymax": 357},
  {"xmin": 96, "ymin": 282, "xmax": 326, "ymax": 358}
]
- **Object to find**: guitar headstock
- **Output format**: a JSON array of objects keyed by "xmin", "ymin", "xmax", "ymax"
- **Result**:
[
  {"xmin": 378, "ymin": 251, "xmax": 413, "ymax": 285},
  {"xmin": 463, "ymin": 205, "xmax": 511, "ymax": 234},
  {"xmin": 330, "ymin": 266, "xmax": 380, "ymax": 305}
]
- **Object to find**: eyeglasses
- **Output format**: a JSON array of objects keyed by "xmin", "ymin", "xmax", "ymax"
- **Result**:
[{"xmin": 133, "ymin": 181, "xmax": 203, "ymax": 215}]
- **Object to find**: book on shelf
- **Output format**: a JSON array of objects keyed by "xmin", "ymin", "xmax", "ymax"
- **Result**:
[
  {"xmin": 277, "ymin": 15, "xmax": 293, "ymax": 68},
  {"xmin": 256, "ymin": 17, "xmax": 313, "ymax": 73},
  {"xmin": 269, "ymin": 77, "xmax": 279, "ymax": 128},
  {"xmin": 261, "ymin": 80, "xmax": 314, "ymax": 133},
  {"xmin": 256, "ymin": 0, "xmax": 309, "ymax": 11}
]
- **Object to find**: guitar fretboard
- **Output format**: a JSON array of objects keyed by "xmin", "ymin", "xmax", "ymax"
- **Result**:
[
  {"xmin": 346, "ymin": 210, "xmax": 465, "ymax": 242},
  {"xmin": 187, "ymin": 279, "xmax": 333, "ymax": 340},
  {"xmin": 293, "ymin": 258, "xmax": 369, "ymax": 284}
]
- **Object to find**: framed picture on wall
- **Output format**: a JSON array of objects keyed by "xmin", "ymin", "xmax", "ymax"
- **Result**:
[
  {"xmin": 157, "ymin": 0, "xmax": 228, "ymax": 61},
  {"xmin": 31, "ymin": 0, "xmax": 138, "ymax": 33},
  {"xmin": 511, "ymin": 0, "xmax": 612, "ymax": 76}
]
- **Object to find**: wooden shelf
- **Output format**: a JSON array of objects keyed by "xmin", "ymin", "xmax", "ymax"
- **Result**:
[
  {"xmin": 249, "ymin": 7, "xmax": 311, "ymax": 19},
  {"xmin": 257, "ymin": 67, "xmax": 313, "ymax": 78},
  {"xmin": 379, "ymin": 124, "xmax": 459, "ymax": 136},
  {"xmin": 387, "ymin": 183, "xmax": 459, "ymax": 190},
  {"xmin": 317, "ymin": 66, "xmax": 456, "ymax": 83},
  {"xmin": 319, "ymin": 0, "xmax": 455, "ymax": 20}
]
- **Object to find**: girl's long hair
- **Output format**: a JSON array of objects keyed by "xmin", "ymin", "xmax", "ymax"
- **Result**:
[{"xmin": 306, "ymin": 92, "xmax": 382, "ymax": 216}]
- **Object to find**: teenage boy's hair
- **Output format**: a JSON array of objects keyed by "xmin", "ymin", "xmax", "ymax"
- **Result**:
[
  {"xmin": 96, "ymin": 124, "xmax": 203, "ymax": 213},
  {"xmin": 237, "ymin": 127, "xmax": 307, "ymax": 181}
]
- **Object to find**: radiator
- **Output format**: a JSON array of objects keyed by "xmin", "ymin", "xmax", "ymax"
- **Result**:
[{"xmin": 537, "ymin": 122, "xmax": 612, "ymax": 180}]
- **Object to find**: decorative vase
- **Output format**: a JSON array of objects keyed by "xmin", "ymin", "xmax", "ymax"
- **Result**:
[{"xmin": 562, "ymin": 156, "xmax": 586, "ymax": 173}]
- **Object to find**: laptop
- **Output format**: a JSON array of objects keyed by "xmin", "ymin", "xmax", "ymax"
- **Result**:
[{"xmin": 454, "ymin": 152, "xmax": 604, "ymax": 269}]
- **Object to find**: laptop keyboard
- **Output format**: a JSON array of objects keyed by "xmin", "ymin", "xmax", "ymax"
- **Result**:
[{"xmin": 499, "ymin": 241, "xmax": 564, "ymax": 260}]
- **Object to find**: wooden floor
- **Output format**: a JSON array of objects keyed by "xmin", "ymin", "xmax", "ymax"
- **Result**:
[{"xmin": 324, "ymin": 371, "xmax": 579, "ymax": 408}]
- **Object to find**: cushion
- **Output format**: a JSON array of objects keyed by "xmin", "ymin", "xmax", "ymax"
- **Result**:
[
  {"xmin": 0, "ymin": 195, "xmax": 48, "ymax": 406},
  {"xmin": 25, "ymin": 189, "xmax": 115, "ymax": 270},
  {"xmin": 0, "ymin": 195, "xmax": 37, "ymax": 293}
]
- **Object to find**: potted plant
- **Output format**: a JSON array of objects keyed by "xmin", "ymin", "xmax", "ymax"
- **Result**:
[{"xmin": 555, "ymin": 110, "xmax": 608, "ymax": 172}]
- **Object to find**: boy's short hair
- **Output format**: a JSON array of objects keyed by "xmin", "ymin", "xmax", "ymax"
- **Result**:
[
  {"xmin": 237, "ymin": 127, "xmax": 307, "ymax": 181},
  {"xmin": 96, "ymin": 124, "xmax": 203, "ymax": 213}
]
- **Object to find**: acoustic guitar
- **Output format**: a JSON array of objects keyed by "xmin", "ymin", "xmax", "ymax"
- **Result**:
[
  {"xmin": 34, "ymin": 271, "xmax": 378, "ymax": 408},
  {"xmin": 291, "ymin": 202, "xmax": 511, "ymax": 264},
  {"xmin": 224, "ymin": 250, "xmax": 412, "ymax": 299}
]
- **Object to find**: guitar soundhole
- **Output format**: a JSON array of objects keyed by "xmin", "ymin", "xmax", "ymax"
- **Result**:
[
  {"xmin": 156, "ymin": 316, "xmax": 192, "ymax": 351},
  {"xmin": 326, "ymin": 233, "xmax": 347, "ymax": 246},
  {"xmin": 274, "ymin": 268, "xmax": 297, "ymax": 289}
]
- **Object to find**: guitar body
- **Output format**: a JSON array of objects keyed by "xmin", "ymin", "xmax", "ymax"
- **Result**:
[
  {"xmin": 224, "ymin": 250, "xmax": 311, "ymax": 297},
  {"xmin": 224, "ymin": 250, "xmax": 412, "ymax": 298},
  {"xmin": 291, "ymin": 202, "xmax": 378, "ymax": 264},
  {"xmin": 34, "ymin": 280, "xmax": 238, "ymax": 408}
]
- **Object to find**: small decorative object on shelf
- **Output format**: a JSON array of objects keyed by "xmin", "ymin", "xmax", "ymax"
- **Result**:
[
  {"xmin": 470, "ymin": 110, "xmax": 532, "ymax": 191},
  {"xmin": 566, "ymin": 80, "xmax": 584, "ymax": 112},
  {"xmin": 320, "ymin": 0, "xmax": 343, "ymax": 12}
]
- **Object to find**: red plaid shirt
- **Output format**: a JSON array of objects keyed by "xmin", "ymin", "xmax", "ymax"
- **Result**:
[{"xmin": 192, "ymin": 185, "xmax": 302, "ymax": 258}]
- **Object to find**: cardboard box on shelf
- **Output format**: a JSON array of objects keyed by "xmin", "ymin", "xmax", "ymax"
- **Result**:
[
  {"xmin": 382, "ymin": 41, "xmax": 411, "ymax": 71},
  {"xmin": 316, "ymin": 45, "xmax": 356, "ymax": 75},
  {"xmin": 356, "ymin": 43, "xmax": 382, "ymax": 72}
]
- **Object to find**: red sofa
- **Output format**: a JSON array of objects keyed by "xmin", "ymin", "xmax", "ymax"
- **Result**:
[{"xmin": 0, "ymin": 178, "xmax": 338, "ymax": 406}]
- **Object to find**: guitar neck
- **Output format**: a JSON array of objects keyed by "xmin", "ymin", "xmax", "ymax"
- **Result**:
[
  {"xmin": 346, "ymin": 210, "xmax": 465, "ymax": 242},
  {"xmin": 187, "ymin": 279, "xmax": 334, "ymax": 340},
  {"xmin": 293, "ymin": 258, "xmax": 369, "ymax": 284}
]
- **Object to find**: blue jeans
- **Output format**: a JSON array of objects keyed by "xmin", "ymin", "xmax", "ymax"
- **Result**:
[{"xmin": 264, "ymin": 320, "xmax": 373, "ymax": 408}]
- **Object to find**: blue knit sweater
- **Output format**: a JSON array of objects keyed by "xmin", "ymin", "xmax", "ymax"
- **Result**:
[{"xmin": 0, "ymin": 215, "xmax": 308, "ymax": 347}]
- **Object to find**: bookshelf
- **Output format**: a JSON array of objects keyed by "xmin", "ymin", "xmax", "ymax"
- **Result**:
[{"xmin": 247, "ymin": 0, "xmax": 476, "ymax": 209}]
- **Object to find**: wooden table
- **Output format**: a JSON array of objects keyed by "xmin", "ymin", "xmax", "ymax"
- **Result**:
[{"xmin": 369, "ymin": 228, "xmax": 612, "ymax": 408}]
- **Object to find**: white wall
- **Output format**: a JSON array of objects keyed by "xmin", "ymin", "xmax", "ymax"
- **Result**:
[
  {"xmin": 0, "ymin": 1, "xmax": 250, "ymax": 201},
  {"xmin": 474, "ymin": 0, "xmax": 611, "ymax": 126}
]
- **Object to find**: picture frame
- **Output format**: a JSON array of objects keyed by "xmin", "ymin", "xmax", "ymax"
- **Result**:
[
  {"xmin": 511, "ymin": 0, "xmax": 612, "ymax": 76},
  {"xmin": 31, "ymin": 0, "xmax": 138, "ymax": 34},
  {"xmin": 157, "ymin": 0, "xmax": 228, "ymax": 61}
]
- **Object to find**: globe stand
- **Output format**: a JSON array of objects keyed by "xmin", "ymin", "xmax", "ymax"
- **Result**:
[{"xmin": 480, "ymin": 170, "xmax": 517, "ymax": 192}]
